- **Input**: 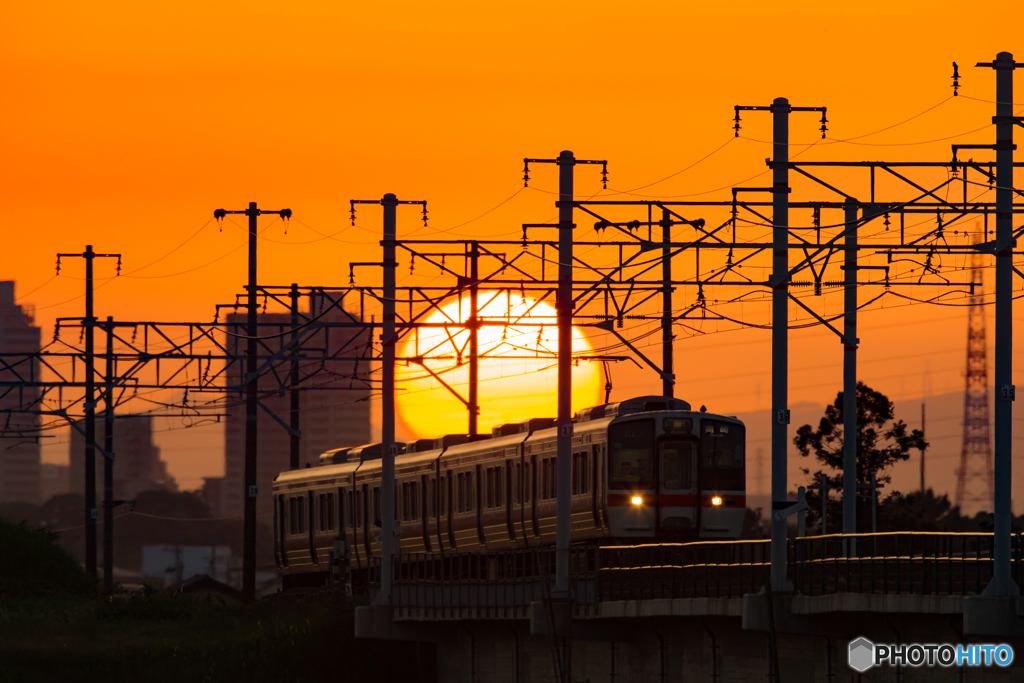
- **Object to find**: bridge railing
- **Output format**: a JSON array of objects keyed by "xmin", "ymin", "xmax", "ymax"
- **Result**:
[
  {"xmin": 596, "ymin": 540, "xmax": 770, "ymax": 601},
  {"xmin": 370, "ymin": 546, "xmax": 600, "ymax": 609},
  {"xmin": 367, "ymin": 532, "xmax": 1024, "ymax": 609},
  {"xmin": 792, "ymin": 531, "xmax": 1024, "ymax": 596}
]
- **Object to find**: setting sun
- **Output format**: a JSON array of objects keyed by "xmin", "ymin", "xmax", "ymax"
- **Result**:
[{"xmin": 395, "ymin": 293, "xmax": 601, "ymax": 438}]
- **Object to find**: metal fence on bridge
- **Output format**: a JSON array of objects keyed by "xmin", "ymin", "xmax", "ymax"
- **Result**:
[{"xmin": 368, "ymin": 532, "xmax": 1024, "ymax": 608}]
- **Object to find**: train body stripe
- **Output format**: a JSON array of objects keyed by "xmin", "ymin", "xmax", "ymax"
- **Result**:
[{"xmin": 607, "ymin": 494, "xmax": 746, "ymax": 507}]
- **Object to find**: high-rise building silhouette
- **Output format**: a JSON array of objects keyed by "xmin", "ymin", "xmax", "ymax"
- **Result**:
[
  {"xmin": 955, "ymin": 250, "xmax": 994, "ymax": 513},
  {"xmin": 70, "ymin": 414, "xmax": 177, "ymax": 502},
  {"xmin": 0, "ymin": 282, "xmax": 41, "ymax": 504},
  {"xmin": 222, "ymin": 299, "xmax": 371, "ymax": 525}
]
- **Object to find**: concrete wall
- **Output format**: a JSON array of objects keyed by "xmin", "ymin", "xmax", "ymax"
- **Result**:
[{"xmin": 432, "ymin": 616, "xmax": 1024, "ymax": 683}]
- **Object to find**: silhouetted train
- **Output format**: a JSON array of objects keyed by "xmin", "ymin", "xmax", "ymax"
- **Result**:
[{"xmin": 273, "ymin": 396, "xmax": 746, "ymax": 588}]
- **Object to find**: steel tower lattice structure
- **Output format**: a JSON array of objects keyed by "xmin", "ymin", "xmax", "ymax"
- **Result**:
[{"xmin": 956, "ymin": 249, "xmax": 994, "ymax": 511}]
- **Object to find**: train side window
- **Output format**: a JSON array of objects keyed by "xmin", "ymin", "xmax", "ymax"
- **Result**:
[
  {"xmin": 486, "ymin": 466, "xmax": 503, "ymax": 509},
  {"xmin": 514, "ymin": 463, "xmax": 521, "ymax": 504},
  {"xmin": 525, "ymin": 462, "xmax": 532, "ymax": 502},
  {"xmin": 440, "ymin": 475, "xmax": 447, "ymax": 515},
  {"xmin": 336, "ymin": 489, "xmax": 344, "ymax": 532},
  {"xmin": 491, "ymin": 464, "xmax": 499, "ymax": 507},
  {"xmin": 411, "ymin": 481, "xmax": 419, "ymax": 521},
  {"xmin": 581, "ymin": 453, "xmax": 588, "ymax": 494},
  {"xmin": 289, "ymin": 497, "xmax": 297, "ymax": 535},
  {"xmin": 328, "ymin": 493, "xmax": 335, "ymax": 531},
  {"xmin": 307, "ymin": 494, "xmax": 314, "ymax": 535},
  {"xmin": 318, "ymin": 494, "xmax": 325, "ymax": 531},
  {"xmin": 373, "ymin": 487, "xmax": 381, "ymax": 525}
]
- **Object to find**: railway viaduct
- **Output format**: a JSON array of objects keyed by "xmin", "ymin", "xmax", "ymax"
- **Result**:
[{"xmin": 356, "ymin": 535, "xmax": 1024, "ymax": 682}]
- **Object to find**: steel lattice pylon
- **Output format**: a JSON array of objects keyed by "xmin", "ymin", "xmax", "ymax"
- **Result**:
[{"xmin": 956, "ymin": 249, "xmax": 994, "ymax": 512}]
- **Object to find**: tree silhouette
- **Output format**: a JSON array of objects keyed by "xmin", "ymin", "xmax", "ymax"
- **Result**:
[{"xmin": 794, "ymin": 381, "xmax": 926, "ymax": 532}]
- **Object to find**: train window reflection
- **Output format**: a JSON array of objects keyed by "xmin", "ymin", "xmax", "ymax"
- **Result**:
[
  {"xmin": 608, "ymin": 419, "xmax": 654, "ymax": 490},
  {"xmin": 661, "ymin": 441, "xmax": 694, "ymax": 491},
  {"xmin": 700, "ymin": 419, "xmax": 745, "ymax": 491}
]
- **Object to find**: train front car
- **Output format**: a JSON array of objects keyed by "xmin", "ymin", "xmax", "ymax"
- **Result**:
[{"xmin": 604, "ymin": 401, "xmax": 746, "ymax": 541}]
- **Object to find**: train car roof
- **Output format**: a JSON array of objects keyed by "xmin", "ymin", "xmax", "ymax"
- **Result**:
[
  {"xmin": 439, "ymin": 431, "xmax": 519, "ymax": 465},
  {"xmin": 275, "ymin": 459, "xmax": 359, "ymax": 488}
]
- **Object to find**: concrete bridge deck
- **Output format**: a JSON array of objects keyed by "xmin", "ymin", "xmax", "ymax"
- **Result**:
[{"xmin": 356, "ymin": 533, "xmax": 1024, "ymax": 682}]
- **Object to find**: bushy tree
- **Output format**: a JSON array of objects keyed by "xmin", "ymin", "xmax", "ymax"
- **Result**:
[
  {"xmin": 794, "ymin": 381, "xmax": 926, "ymax": 532},
  {"xmin": 877, "ymin": 489, "xmax": 974, "ymax": 532}
]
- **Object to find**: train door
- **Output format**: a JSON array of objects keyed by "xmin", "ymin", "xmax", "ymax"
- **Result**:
[
  {"xmin": 421, "ymin": 475, "xmax": 432, "ymax": 552},
  {"xmin": 659, "ymin": 438, "xmax": 699, "ymax": 538},
  {"xmin": 475, "ymin": 464, "xmax": 485, "ymax": 545},
  {"xmin": 434, "ymin": 466, "xmax": 445, "ymax": 551},
  {"xmin": 277, "ymin": 494, "xmax": 289, "ymax": 567},
  {"xmin": 505, "ymin": 461, "xmax": 516, "ymax": 542},
  {"xmin": 307, "ymin": 491, "xmax": 317, "ymax": 565},
  {"xmin": 530, "ymin": 454, "xmax": 539, "ymax": 537},
  {"xmin": 349, "ymin": 484, "xmax": 362, "ymax": 570},
  {"xmin": 445, "ymin": 470, "xmax": 456, "ymax": 549},
  {"xmin": 361, "ymin": 484, "xmax": 371, "ymax": 559}
]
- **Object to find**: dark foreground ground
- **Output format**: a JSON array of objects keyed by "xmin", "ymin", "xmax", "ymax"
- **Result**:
[
  {"xmin": 0, "ymin": 517, "xmax": 423, "ymax": 683},
  {"xmin": 0, "ymin": 589, "xmax": 423, "ymax": 683}
]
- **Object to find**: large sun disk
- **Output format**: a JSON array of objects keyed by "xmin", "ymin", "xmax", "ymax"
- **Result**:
[{"xmin": 395, "ymin": 294, "xmax": 600, "ymax": 438}]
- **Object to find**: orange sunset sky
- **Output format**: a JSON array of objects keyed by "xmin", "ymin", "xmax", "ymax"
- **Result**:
[{"xmin": 2, "ymin": 2, "xmax": 1022, "ymax": 504}]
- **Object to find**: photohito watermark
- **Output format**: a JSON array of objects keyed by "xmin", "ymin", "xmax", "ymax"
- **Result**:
[{"xmin": 848, "ymin": 638, "xmax": 1014, "ymax": 672}]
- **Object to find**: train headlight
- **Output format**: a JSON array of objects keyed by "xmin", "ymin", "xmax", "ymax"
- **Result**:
[
  {"xmin": 711, "ymin": 496, "xmax": 723, "ymax": 506},
  {"xmin": 631, "ymin": 495, "xmax": 643, "ymax": 506}
]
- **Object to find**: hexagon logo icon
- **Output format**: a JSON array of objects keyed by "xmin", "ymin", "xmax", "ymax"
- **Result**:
[{"xmin": 848, "ymin": 638, "xmax": 875, "ymax": 673}]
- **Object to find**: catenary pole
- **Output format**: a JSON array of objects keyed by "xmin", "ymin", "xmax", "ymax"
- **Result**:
[
  {"xmin": 378, "ymin": 192, "xmax": 398, "ymax": 604},
  {"xmin": 84, "ymin": 245, "xmax": 97, "ymax": 578},
  {"xmin": 57, "ymin": 245, "xmax": 120, "ymax": 579},
  {"xmin": 770, "ymin": 100, "xmax": 791, "ymax": 592},
  {"xmin": 556, "ymin": 150, "xmax": 575, "ymax": 597},
  {"xmin": 212, "ymin": 202, "xmax": 289, "ymax": 603},
  {"xmin": 243, "ymin": 201, "xmax": 259, "ymax": 602},
  {"xmin": 982, "ymin": 51, "xmax": 1019, "ymax": 596},
  {"xmin": 662, "ymin": 208, "xmax": 674, "ymax": 398},
  {"xmin": 469, "ymin": 241, "xmax": 479, "ymax": 436},
  {"xmin": 103, "ymin": 316, "xmax": 115, "ymax": 593},
  {"xmin": 842, "ymin": 198, "xmax": 859, "ymax": 535},
  {"xmin": 290, "ymin": 283, "xmax": 300, "ymax": 471}
]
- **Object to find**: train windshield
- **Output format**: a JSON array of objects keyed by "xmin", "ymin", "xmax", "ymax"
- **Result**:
[
  {"xmin": 608, "ymin": 419, "xmax": 655, "ymax": 490},
  {"xmin": 700, "ymin": 419, "xmax": 745, "ymax": 491}
]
